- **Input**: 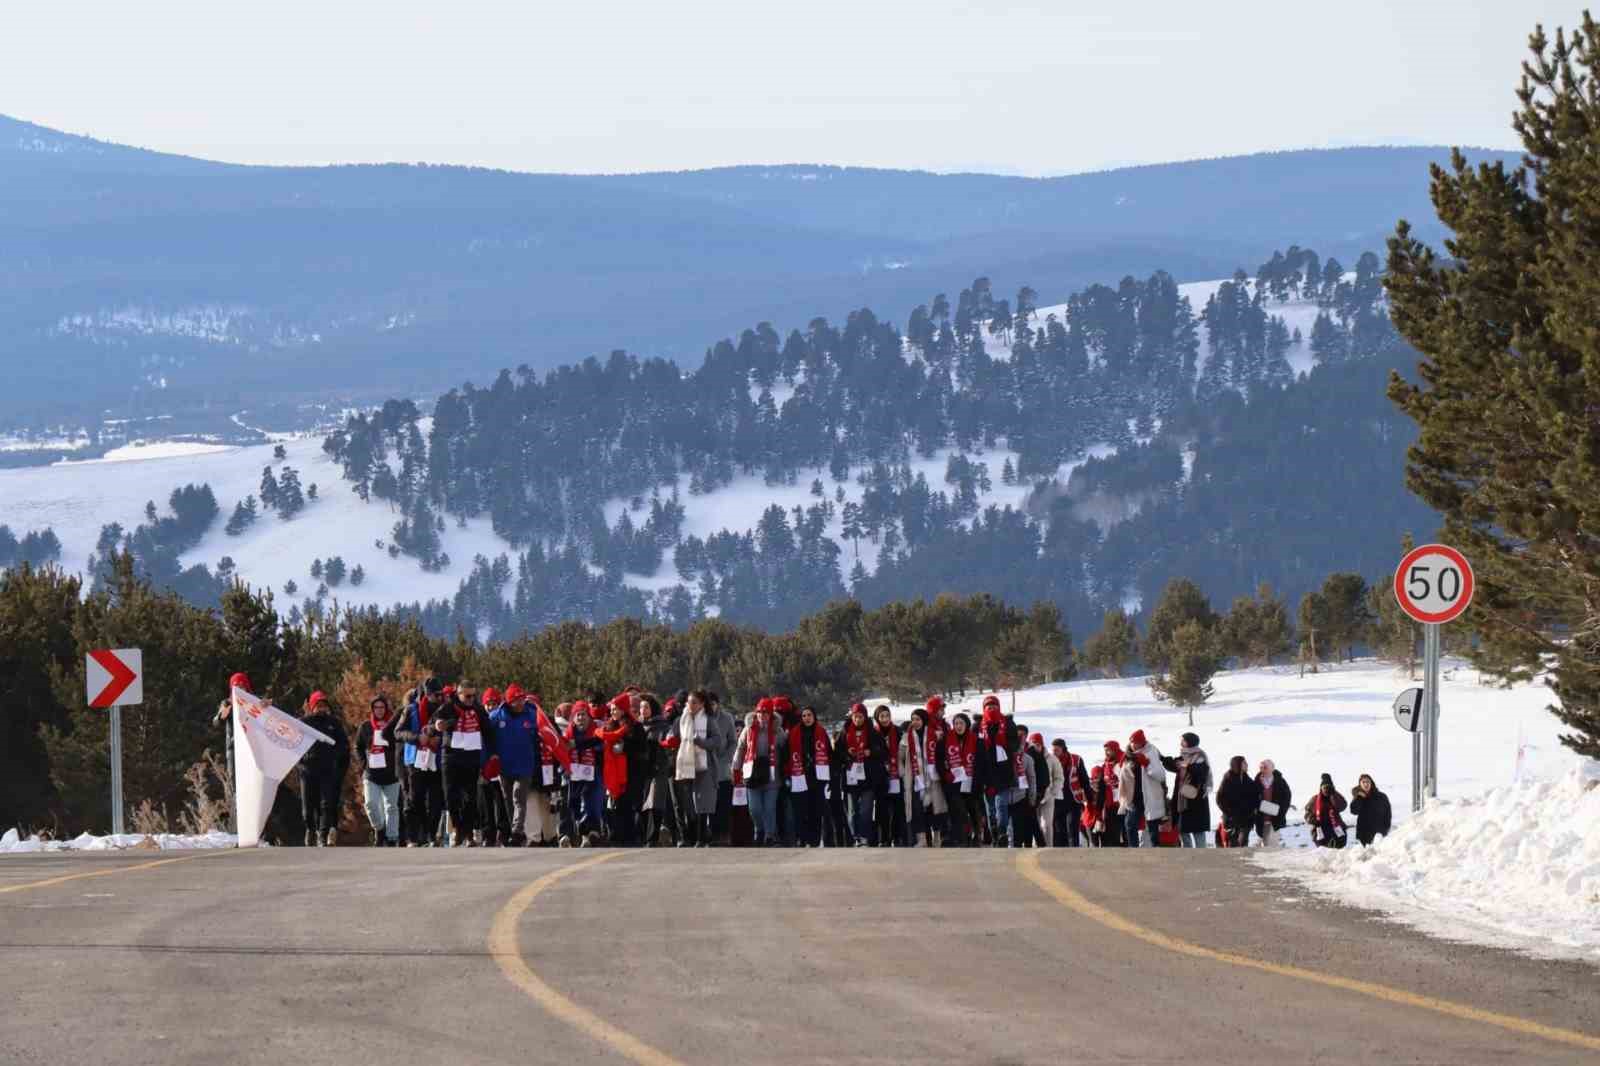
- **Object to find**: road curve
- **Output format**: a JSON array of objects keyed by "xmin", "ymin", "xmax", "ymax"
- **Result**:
[{"xmin": 0, "ymin": 847, "xmax": 1594, "ymax": 1065}]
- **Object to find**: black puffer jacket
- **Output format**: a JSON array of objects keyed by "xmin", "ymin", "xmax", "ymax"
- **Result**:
[
  {"xmin": 1350, "ymin": 783, "xmax": 1393, "ymax": 845},
  {"xmin": 1215, "ymin": 771, "xmax": 1262, "ymax": 830}
]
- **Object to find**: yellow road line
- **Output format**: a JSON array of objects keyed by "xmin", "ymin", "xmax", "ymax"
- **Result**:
[
  {"xmin": 0, "ymin": 848, "xmax": 240, "ymax": 896},
  {"xmin": 1015, "ymin": 850, "xmax": 1600, "ymax": 1053},
  {"xmin": 489, "ymin": 853, "xmax": 687, "ymax": 1066}
]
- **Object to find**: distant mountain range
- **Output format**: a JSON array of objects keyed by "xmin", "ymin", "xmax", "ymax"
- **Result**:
[{"xmin": 0, "ymin": 114, "xmax": 1516, "ymax": 428}]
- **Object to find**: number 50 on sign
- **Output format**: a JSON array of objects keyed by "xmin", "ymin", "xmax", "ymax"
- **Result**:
[{"xmin": 1394, "ymin": 544, "xmax": 1474, "ymax": 625}]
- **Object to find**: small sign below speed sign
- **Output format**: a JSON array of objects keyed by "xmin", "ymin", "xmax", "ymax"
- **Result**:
[{"xmin": 1394, "ymin": 544, "xmax": 1474, "ymax": 624}]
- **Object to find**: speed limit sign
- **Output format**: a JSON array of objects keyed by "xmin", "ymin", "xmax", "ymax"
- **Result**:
[{"xmin": 1394, "ymin": 543, "xmax": 1474, "ymax": 624}]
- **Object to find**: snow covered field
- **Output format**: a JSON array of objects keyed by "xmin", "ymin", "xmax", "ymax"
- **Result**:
[{"xmin": 888, "ymin": 658, "xmax": 1598, "ymax": 963}]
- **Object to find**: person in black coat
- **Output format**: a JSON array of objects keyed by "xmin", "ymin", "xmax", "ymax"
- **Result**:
[
  {"xmin": 1214, "ymin": 756, "xmax": 1261, "ymax": 848},
  {"xmin": 298, "ymin": 691, "xmax": 351, "ymax": 847},
  {"xmin": 1349, "ymin": 773, "xmax": 1393, "ymax": 846},
  {"xmin": 1160, "ymin": 731, "xmax": 1213, "ymax": 847}
]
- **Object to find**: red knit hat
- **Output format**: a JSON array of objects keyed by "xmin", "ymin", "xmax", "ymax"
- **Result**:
[
  {"xmin": 308, "ymin": 690, "xmax": 328, "ymax": 708},
  {"xmin": 504, "ymin": 683, "xmax": 526, "ymax": 703},
  {"xmin": 229, "ymin": 672, "xmax": 252, "ymax": 693},
  {"xmin": 770, "ymin": 695, "xmax": 794, "ymax": 717},
  {"xmin": 1029, "ymin": 732, "xmax": 1045, "ymax": 747},
  {"xmin": 850, "ymin": 702, "xmax": 868, "ymax": 718},
  {"xmin": 982, "ymin": 694, "xmax": 1001, "ymax": 710},
  {"xmin": 1129, "ymin": 729, "xmax": 1147, "ymax": 748},
  {"xmin": 482, "ymin": 686, "xmax": 501, "ymax": 707},
  {"xmin": 571, "ymin": 700, "xmax": 593, "ymax": 720},
  {"xmin": 925, "ymin": 695, "xmax": 945, "ymax": 717},
  {"xmin": 755, "ymin": 697, "xmax": 774, "ymax": 713},
  {"xmin": 610, "ymin": 693, "xmax": 634, "ymax": 718}
]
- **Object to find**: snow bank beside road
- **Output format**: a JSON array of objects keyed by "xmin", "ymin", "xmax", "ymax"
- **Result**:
[
  {"xmin": 0, "ymin": 828, "xmax": 237, "ymax": 853},
  {"xmin": 1255, "ymin": 763, "xmax": 1600, "ymax": 963}
]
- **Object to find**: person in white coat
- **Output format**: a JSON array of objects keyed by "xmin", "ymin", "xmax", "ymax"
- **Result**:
[{"xmin": 1117, "ymin": 729, "xmax": 1168, "ymax": 847}]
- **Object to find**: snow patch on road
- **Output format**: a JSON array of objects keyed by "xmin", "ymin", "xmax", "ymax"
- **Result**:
[{"xmin": 0, "ymin": 828, "xmax": 238, "ymax": 853}]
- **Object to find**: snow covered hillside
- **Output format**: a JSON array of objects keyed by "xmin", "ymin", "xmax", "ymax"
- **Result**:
[
  {"xmin": 987, "ymin": 278, "xmax": 1329, "ymax": 376},
  {"xmin": 0, "ymin": 275, "xmax": 1351, "ymax": 614},
  {"xmin": 883, "ymin": 659, "xmax": 1595, "ymax": 963}
]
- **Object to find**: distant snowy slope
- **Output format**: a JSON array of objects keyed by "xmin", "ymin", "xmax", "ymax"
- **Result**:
[{"xmin": 986, "ymin": 279, "xmax": 1329, "ymax": 377}]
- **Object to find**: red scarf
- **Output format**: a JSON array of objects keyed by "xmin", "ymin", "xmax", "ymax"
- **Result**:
[
  {"xmin": 747, "ymin": 712, "xmax": 778, "ymax": 765},
  {"xmin": 595, "ymin": 718, "xmax": 632, "ymax": 799},
  {"xmin": 565, "ymin": 721, "xmax": 599, "ymax": 767},
  {"xmin": 1057, "ymin": 751, "xmax": 1086, "ymax": 805},
  {"xmin": 844, "ymin": 720, "xmax": 872, "ymax": 763},
  {"xmin": 787, "ymin": 722, "xmax": 831, "ymax": 777},
  {"xmin": 456, "ymin": 705, "xmax": 482, "ymax": 734},
  {"xmin": 1311, "ymin": 793, "xmax": 1344, "ymax": 828},
  {"xmin": 1095, "ymin": 760, "xmax": 1120, "ymax": 815},
  {"xmin": 370, "ymin": 710, "xmax": 391, "ymax": 753},
  {"xmin": 877, "ymin": 722, "xmax": 899, "ymax": 770},
  {"xmin": 416, "ymin": 696, "xmax": 435, "ymax": 731},
  {"xmin": 905, "ymin": 725, "xmax": 924, "ymax": 781},
  {"xmin": 944, "ymin": 728, "xmax": 976, "ymax": 782},
  {"xmin": 924, "ymin": 718, "xmax": 945, "ymax": 769}
]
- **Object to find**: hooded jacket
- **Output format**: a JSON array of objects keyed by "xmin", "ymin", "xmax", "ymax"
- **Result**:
[{"xmin": 1350, "ymin": 781, "xmax": 1393, "ymax": 845}]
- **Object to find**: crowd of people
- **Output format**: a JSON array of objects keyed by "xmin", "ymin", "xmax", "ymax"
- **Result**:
[{"xmin": 219, "ymin": 674, "xmax": 1394, "ymax": 850}]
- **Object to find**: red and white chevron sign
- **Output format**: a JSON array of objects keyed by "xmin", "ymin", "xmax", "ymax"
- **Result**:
[{"xmin": 86, "ymin": 648, "xmax": 143, "ymax": 708}]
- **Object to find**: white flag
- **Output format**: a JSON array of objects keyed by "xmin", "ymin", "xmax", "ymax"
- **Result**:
[{"xmin": 232, "ymin": 687, "xmax": 333, "ymax": 847}]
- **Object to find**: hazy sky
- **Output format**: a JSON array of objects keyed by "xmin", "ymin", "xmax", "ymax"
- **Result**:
[{"xmin": 0, "ymin": 2, "xmax": 1573, "ymax": 175}]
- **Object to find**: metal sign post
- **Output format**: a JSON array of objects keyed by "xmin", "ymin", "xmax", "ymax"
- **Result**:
[
  {"xmin": 1392, "ymin": 687, "xmax": 1424, "ymax": 812},
  {"xmin": 1393, "ymin": 546, "xmax": 1472, "ymax": 812},
  {"xmin": 87, "ymin": 648, "xmax": 144, "ymax": 836},
  {"xmin": 1423, "ymin": 622, "xmax": 1441, "ymax": 800},
  {"xmin": 109, "ymin": 705, "xmax": 125, "ymax": 835}
]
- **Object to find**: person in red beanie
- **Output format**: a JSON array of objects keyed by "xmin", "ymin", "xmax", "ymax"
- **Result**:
[
  {"xmin": 298, "ymin": 691, "xmax": 350, "ymax": 847},
  {"xmin": 834, "ymin": 702, "xmax": 887, "ymax": 846},
  {"xmin": 475, "ymin": 688, "xmax": 510, "ymax": 845},
  {"xmin": 735, "ymin": 698, "xmax": 783, "ymax": 846},
  {"xmin": 595, "ymin": 694, "xmax": 642, "ymax": 845},
  {"xmin": 916, "ymin": 697, "xmax": 949, "ymax": 845},
  {"xmin": 430, "ymin": 681, "xmax": 494, "ymax": 847},
  {"xmin": 976, "ymin": 695, "xmax": 1021, "ymax": 846},
  {"xmin": 1118, "ymin": 729, "xmax": 1168, "ymax": 847},
  {"xmin": 939, "ymin": 712, "xmax": 981, "ymax": 846},
  {"xmin": 488, "ymin": 684, "xmax": 540, "ymax": 846},
  {"xmin": 563, "ymin": 702, "xmax": 606, "ymax": 846}
]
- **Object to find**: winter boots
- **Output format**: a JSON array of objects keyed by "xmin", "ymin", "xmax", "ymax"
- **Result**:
[{"xmin": 323, "ymin": 828, "xmax": 338, "ymax": 847}]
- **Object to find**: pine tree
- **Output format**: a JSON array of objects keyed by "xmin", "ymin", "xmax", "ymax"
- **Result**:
[
  {"xmin": 1385, "ymin": 15, "xmax": 1600, "ymax": 754},
  {"xmin": 1143, "ymin": 578, "xmax": 1217, "ymax": 671},
  {"xmin": 1081, "ymin": 607, "xmax": 1139, "ymax": 677},
  {"xmin": 1149, "ymin": 620, "xmax": 1221, "ymax": 726},
  {"xmin": 277, "ymin": 468, "xmax": 306, "ymax": 520},
  {"xmin": 1221, "ymin": 583, "xmax": 1293, "ymax": 666},
  {"xmin": 259, "ymin": 467, "xmax": 280, "ymax": 510}
]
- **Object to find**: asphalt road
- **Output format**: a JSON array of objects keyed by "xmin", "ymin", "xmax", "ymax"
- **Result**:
[{"xmin": 1, "ymin": 847, "xmax": 1595, "ymax": 1065}]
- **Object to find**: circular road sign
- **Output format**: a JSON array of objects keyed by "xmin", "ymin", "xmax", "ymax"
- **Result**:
[{"xmin": 1394, "ymin": 543, "xmax": 1474, "ymax": 624}]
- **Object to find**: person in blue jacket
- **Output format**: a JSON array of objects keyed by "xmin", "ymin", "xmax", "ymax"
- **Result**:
[{"xmin": 490, "ymin": 683, "xmax": 541, "ymax": 847}]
